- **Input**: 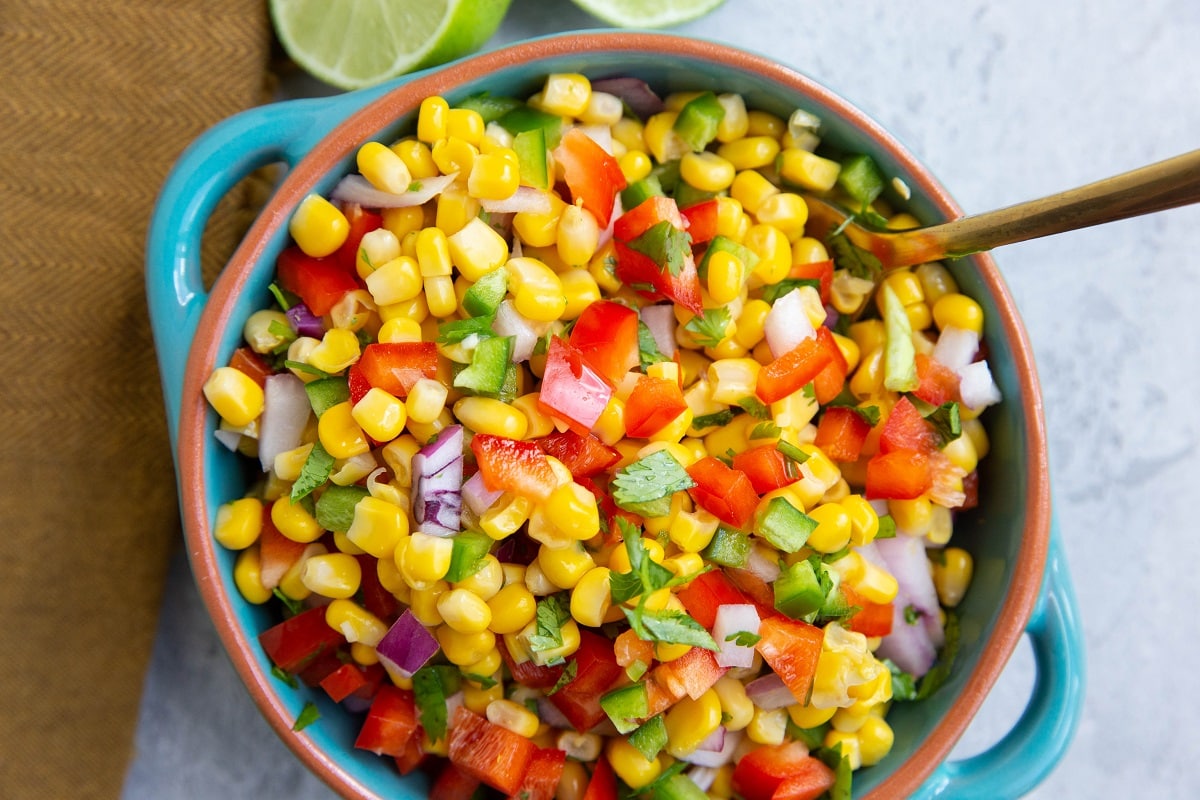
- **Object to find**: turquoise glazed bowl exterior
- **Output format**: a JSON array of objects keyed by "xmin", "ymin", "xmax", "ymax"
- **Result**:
[{"xmin": 147, "ymin": 32, "xmax": 1083, "ymax": 800}]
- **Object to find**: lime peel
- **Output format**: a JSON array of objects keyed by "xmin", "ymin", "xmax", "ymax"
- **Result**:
[{"xmin": 569, "ymin": 0, "xmax": 726, "ymax": 28}]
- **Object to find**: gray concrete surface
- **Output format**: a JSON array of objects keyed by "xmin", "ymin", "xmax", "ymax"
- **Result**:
[{"xmin": 124, "ymin": 0, "xmax": 1200, "ymax": 797}]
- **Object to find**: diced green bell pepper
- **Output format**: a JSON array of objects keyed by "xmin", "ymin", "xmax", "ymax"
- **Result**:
[
  {"xmin": 453, "ymin": 335, "xmax": 513, "ymax": 398},
  {"xmin": 755, "ymin": 496, "xmax": 817, "ymax": 553},
  {"xmin": 673, "ymin": 91, "xmax": 725, "ymax": 152},
  {"xmin": 445, "ymin": 531, "xmax": 494, "ymax": 583},
  {"xmin": 600, "ymin": 683, "xmax": 649, "ymax": 734}
]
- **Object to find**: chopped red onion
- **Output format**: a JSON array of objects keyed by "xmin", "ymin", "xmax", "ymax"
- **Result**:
[
  {"xmin": 330, "ymin": 172, "xmax": 458, "ymax": 208},
  {"xmin": 744, "ymin": 673, "xmax": 796, "ymax": 709},
  {"xmin": 285, "ymin": 303, "xmax": 324, "ymax": 338},
  {"xmin": 712, "ymin": 604, "xmax": 761, "ymax": 669},
  {"xmin": 639, "ymin": 304, "xmax": 677, "ymax": 359},
  {"xmin": 687, "ymin": 767, "xmax": 719, "ymax": 793},
  {"xmin": 590, "ymin": 77, "xmax": 664, "ymax": 120},
  {"xmin": 462, "ymin": 470, "xmax": 503, "ymax": 517},
  {"xmin": 764, "ymin": 288, "xmax": 816, "ymax": 358},
  {"xmin": 679, "ymin": 728, "xmax": 742, "ymax": 768},
  {"xmin": 696, "ymin": 726, "xmax": 725, "ymax": 752},
  {"xmin": 375, "ymin": 609, "xmax": 439, "ymax": 679},
  {"xmin": 537, "ymin": 697, "xmax": 574, "ymax": 730},
  {"xmin": 257, "ymin": 373, "xmax": 311, "ymax": 471},
  {"xmin": 480, "ymin": 186, "xmax": 554, "ymax": 215},
  {"xmin": 875, "ymin": 602, "xmax": 938, "ymax": 677},
  {"xmin": 411, "ymin": 426, "xmax": 464, "ymax": 536}
]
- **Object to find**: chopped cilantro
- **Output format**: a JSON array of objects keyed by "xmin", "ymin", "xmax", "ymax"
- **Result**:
[
  {"xmin": 875, "ymin": 514, "xmax": 897, "ymax": 539},
  {"xmin": 736, "ymin": 395, "xmax": 770, "ymax": 419},
  {"xmin": 270, "ymin": 665, "xmax": 298, "ymax": 689},
  {"xmin": 408, "ymin": 181, "xmax": 423, "ymax": 192},
  {"xmin": 412, "ymin": 665, "xmax": 460, "ymax": 743},
  {"xmin": 527, "ymin": 594, "xmax": 572, "ymax": 654},
  {"xmin": 904, "ymin": 604, "xmax": 922, "ymax": 625},
  {"xmin": 914, "ymin": 612, "xmax": 961, "ymax": 700},
  {"xmin": 609, "ymin": 531, "xmax": 675, "ymax": 605},
  {"xmin": 923, "ymin": 400, "xmax": 963, "ymax": 446},
  {"xmin": 272, "ymin": 588, "xmax": 304, "ymax": 617},
  {"xmin": 314, "ymin": 484, "xmax": 369, "ymax": 533},
  {"xmin": 290, "ymin": 441, "xmax": 334, "ymax": 502},
  {"xmin": 690, "ymin": 409, "xmax": 735, "ymax": 431},
  {"xmin": 683, "ymin": 307, "xmax": 731, "ymax": 348},
  {"xmin": 749, "ymin": 421, "xmax": 781, "ymax": 440},
  {"xmin": 884, "ymin": 659, "xmax": 918, "ymax": 701},
  {"xmin": 637, "ymin": 320, "xmax": 668, "ymax": 370},
  {"xmin": 815, "ymin": 742, "xmax": 853, "ymax": 800},
  {"xmin": 292, "ymin": 702, "xmax": 320, "ymax": 732},
  {"xmin": 267, "ymin": 319, "xmax": 298, "ymax": 351},
  {"xmin": 827, "ymin": 230, "xmax": 883, "ymax": 283},
  {"xmin": 725, "ymin": 631, "xmax": 762, "ymax": 647},
  {"xmin": 761, "ymin": 277, "xmax": 822, "ymax": 304},
  {"xmin": 626, "ymin": 607, "xmax": 718, "ymax": 651},
  {"xmin": 610, "ymin": 449, "xmax": 695, "ymax": 518},
  {"xmin": 549, "ymin": 660, "xmax": 578, "ymax": 695},
  {"xmin": 628, "ymin": 219, "xmax": 692, "ymax": 277}
]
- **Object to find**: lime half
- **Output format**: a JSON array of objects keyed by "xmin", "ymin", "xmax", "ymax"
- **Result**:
[
  {"xmin": 569, "ymin": 0, "xmax": 726, "ymax": 28},
  {"xmin": 271, "ymin": 0, "xmax": 513, "ymax": 90}
]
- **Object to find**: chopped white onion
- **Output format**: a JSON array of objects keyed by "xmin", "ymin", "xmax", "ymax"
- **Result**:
[
  {"xmin": 213, "ymin": 428, "xmax": 242, "ymax": 452},
  {"xmin": 330, "ymin": 172, "xmax": 458, "ymax": 208},
  {"xmin": 958, "ymin": 360, "xmax": 1002, "ymax": 411},
  {"xmin": 257, "ymin": 373, "xmax": 311, "ymax": 471},
  {"xmin": 639, "ymin": 304, "xmax": 678, "ymax": 359},
  {"xmin": 712, "ymin": 604, "xmax": 761, "ymax": 668},
  {"xmin": 480, "ymin": 186, "xmax": 554, "ymax": 215},
  {"xmin": 679, "ymin": 728, "xmax": 742, "ymax": 768},
  {"xmin": 577, "ymin": 124, "xmax": 615, "ymax": 154},
  {"xmin": 494, "ymin": 299, "xmax": 546, "ymax": 362},
  {"xmin": 746, "ymin": 543, "xmax": 782, "ymax": 584},
  {"xmin": 764, "ymin": 288, "xmax": 816, "ymax": 358},
  {"xmin": 932, "ymin": 325, "xmax": 980, "ymax": 372},
  {"xmin": 687, "ymin": 767, "xmax": 719, "ymax": 793}
]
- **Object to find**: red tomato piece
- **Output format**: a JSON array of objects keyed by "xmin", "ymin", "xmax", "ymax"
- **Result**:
[
  {"xmin": 676, "ymin": 570, "xmax": 751, "ymax": 629},
  {"xmin": 319, "ymin": 661, "xmax": 384, "ymax": 703},
  {"xmin": 612, "ymin": 239, "xmax": 704, "ymax": 315},
  {"xmin": 448, "ymin": 707, "xmax": 537, "ymax": 794},
  {"xmin": 613, "ymin": 196, "xmax": 686, "ymax": 242},
  {"xmin": 429, "ymin": 763, "xmax": 482, "ymax": 800},
  {"xmin": 732, "ymin": 444, "xmax": 797, "ymax": 494},
  {"xmin": 393, "ymin": 734, "xmax": 426, "ymax": 775},
  {"xmin": 686, "ymin": 456, "xmax": 759, "ymax": 529},
  {"xmin": 498, "ymin": 637, "xmax": 565, "ymax": 690},
  {"xmin": 613, "ymin": 628, "xmax": 656, "ymax": 669},
  {"xmin": 913, "ymin": 352, "xmax": 962, "ymax": 406},
  {"xmin": 537, "ymin": 336, "xmax": 614, "ymax": 436},
  {"xmin": 347, "ymin": 363, "xmax": 372, "ymax": 405},
  {"xmin": 755, "ymin": 329, "xmax": 836, "ymax": 404},
  {"xmin": 725, "ymin": 568, "xmax": 783, "ymax": 621},
  {"xmin": 680, "ymin": 198, "xmax": 719, "ymax": 244},
  {"xmin": 840, "ymin": 585, "xmax": 895, "ymax": 638},
  {"xmin": 865, "ymin": 449, "xmax": 933, "ymax": 500},
  {"xmin": 813, "ymin": 406, "xmax": 872, "ymax": 463},
  {"xmin": 879, "ymin": 396, "xmax": 940, "ymax": 455},
  {"xmin": 652, "ymin": 646, "xmax": 727, "ymax": 701},
  {"xmin": 356, "ymin": 342, "xmax": 438, "ymax": 398},
  {"xmin": 353, "ymin": 685, "xmax": 419, "ymax": 758},
  {"xmin": 470, "ymin": 433, "xmax": 558, "ymax": 503},
  {"xmin": 769, "ymin": 758, "xmax": 838, "ymax": 800},
  {"xmin": 549, "ymin": 631, "xmax": 624, "ymax": 732},
  {"xmin": 755, "ymin": 616, "xmax": 825, "ymax": 705},
  {"xmin": 733, "ymin": 741, "xmax": 822, "ymax": 800},
  {"xmin": 258, "ymin": 513, "xmax": 307, "ymax": 589},
  {"xmin": 258, "ymin": 605, "xmax": 346, "ymax": 675},
  {"xmin": 333, "ymin": 203, "xmax": 383, "ymax": 274},
  {"xmin": 275, "ymin": 246, "xmax": 361, "ymax": 316},
  {"xmin": 623, "ymin": 375, "xmax": 688, "ymax": 438},
  {"xmin": 514, "ymin": 747, "xmax": 568, "ymax": 800},
  {"xmin": 534, "ymin": 430, "xmax": 621, "ymax": 478},
  {"xmin": 788, "ymin": 259, "xmax": 835, "ymax": 304},
  {"xmin": 355, "ymin": 553, "xmax": 398, "ymax": 622},
  {"xmin": 555, "ymin": 127, "xmax": 627, "ymax": 228},
  {"xmin": 581, "ymin": 758, "xmax": 619, "ymax": 800},
  {"xmin": 569, "ymin": 299, "xmax": 641, "ymax": 386},
  {"xmin": 228, "ymin": 347, "xmax": 273, "ymax": 389}
]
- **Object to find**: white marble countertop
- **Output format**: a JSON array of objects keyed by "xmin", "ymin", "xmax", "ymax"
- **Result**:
[{"xmin": 124, "ymin": 0, "xmax": 1200, "ymax": 797}]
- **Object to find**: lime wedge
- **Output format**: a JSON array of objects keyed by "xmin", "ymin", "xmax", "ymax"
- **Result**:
[
  {"xmin": 569, "ymin": 0, "xmax": 726, "ymax": 28},
  {"xmin": 270, "ymin": 0, "xmax": 513, "ymax": 90}
]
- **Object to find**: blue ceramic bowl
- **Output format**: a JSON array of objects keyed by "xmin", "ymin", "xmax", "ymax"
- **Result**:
[{"xmin": 147, "ymin": 31, "xmax": 1084, "ymax": 800}]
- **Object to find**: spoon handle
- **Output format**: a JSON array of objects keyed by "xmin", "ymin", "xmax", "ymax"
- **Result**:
[{"xmin": 906, "ymin": 148, "xmax": 1200, "ymax": 261}]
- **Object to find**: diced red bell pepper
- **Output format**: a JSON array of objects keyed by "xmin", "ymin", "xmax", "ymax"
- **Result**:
[
  {"xmin": 840, "ymin": 585, "xmax": 895, "ymax": 638},
  {"xmin": 535, "ymin": 430, "xmax": 621, "ymax": 478},
  {"xmin": 613, "ymin": 628, "xmax": 656, "ymax": 669},
  {"xmin": 652, "ymin": 646, "xmax": 727, "ymax": 701},
  {"xmin": 228, "ymin": 347, "xmax": 274, "ymax": 389},
  {"xmin": 879, "ymin": 395, "xmax": 940, "ymax": 455},
  {"xmin": 296, "ymin": 647, "xmax": 346, "ymax": 687},
  {"xmin": 581, "ymin": 758, "xmax": 619, "ymax": 800},
  {"xmin": 549, "ymin": 630, "xmax": 624, "ymax": 732},
  {"xmin": 258, "ymin": 513, "xmax": 307, "ymax": 589},
  {"xmin": 356, "ymin": 342, "xmax": 438, "ymax": 398},
  {"xmin": 569, "ymin": 299, "xmax": 641, "ymax": 386},
  {"xmin": 448, "ymin": 706, "xmax": 537, "ymax": 795},
  {"xmin": 319, "ymin": 661, "xmax": 386, "ymax": 703},
  {"xmin": 755, "ymin": 616, "xmax": 824, "ymax": 705},
  {"xmin": 814, "ymin": 406, "xmax": 872, "ymax": 463},
  {"xmin": 913, "ymin": 352, "xmax": 962, "ymax": 406},
  {"xmin": 333, "ymin": 202, "xmax": 383, "ymax": 274},
  {"xmin": 537, "ymin": 336, "xmax": 614, "ymax": 436},
  {"xmin": 514, "ymin": 747, "xmax": 568, "ymax": 800},
  {"xmin": 258, "ymin": 605, "xmax": 346, "ymax": 674},
  {"xmin": 275, "ymin": 246, "xmax": 361, "ymax": 316},
  {"xmin": 686, "ymin": 456, "xmax": 759, "ymax": 530},
  {"xmin": 623, "ymin": 375, "xmax": 688, "ymax": 438},
  {"xmin": 811, "ymin": 330, "xmax": 849, "ymax": 405},
  {"xmin": 676, "ymin": 570, "xmax": 751, "ymax": 629},
  {"xmin": 732, "ymin": 444, "xmax": 797, "ymax": 494},
  {"xmin": 471, "ymin": 433, "xmax": 559, "ymax": 503},
  {"xmin": 865, "ymin": 449, "xmax": 933, "ymax": 500},
  {"xmin": 555, "ymin": 127, "xmax": 627, "ymax": 228},
  {"xmin": 353, "ymin": 685, "xmax": 419, "ymax": 758},
  {"xmin": 772, "ymin": 767, "xmax": 838, "ymax": 800},
  {"xmin": 733, "ymin": 742, "xmax": 832, "ymax": 800},
  {"xmin": 393, "ymin": 734, "xmax": 426, "ymax": 775},
  {"xmin": 355, "ymin": 553, "xmax": 398, "ymax": 622},
  {"xmin": 725, "ymin": 568, "xmax": 782, "ymax": 621},
  {"xmin": 788, "ymin": 259, "xmax": 835, "ymax": 304},
  {"xmin": 613, "ymin": 196, "xmax": 686, "ymax": 242},
  {"xmin": 347, "ymin": 363, "xmax": 372, "ymax": 405},
  {"xmin": 613, "ymin": 239, "xmax": 704, "ymax": 315},
  {"xmin": 499, "ymin": 637, "xmax": 564, "ymax": 690},
  {"xmin": 680, "ymin": 198, "xmax": 719, "ymax": 245},
  {"xmin": 755, "ymin": 327, "xmax": 837, "ymax": 404},
  {"xmin": 429, "ymin": 763, "xmax": 482, "ymax": 800}
]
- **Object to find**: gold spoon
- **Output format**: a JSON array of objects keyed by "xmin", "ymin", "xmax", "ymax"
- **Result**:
[{"xmin": 803, "ymin": 149, "xmax": 1200, "ymax": 270}]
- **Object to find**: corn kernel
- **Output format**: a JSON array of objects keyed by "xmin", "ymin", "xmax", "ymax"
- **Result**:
[
  {"xmin": 479, "ymin": 493, "xmax": 533, "ymax": 541},
  {"xmin": 485, "ymin": 698, "xmax": 540, "ymax": 738},
  {"xmin": 446, "ymin": 107, "xmax": 485, "ymax": 145},
  {"xmin": 618, "ymin": 150, "xmax": 653, "ymax": 183},
  {"xmin": 664, "ymin": 688, "xmax": 723, "ymax": 758},
  {"xmin": 557, "ymin": 204, "xmax": 601, "ymax": 267},
  {"xmin": 325, "ymin": 598, "xmax": 387, "ymax": 646},
  {"xmin": 345, "ymin": 495, "xmax": 408, "ymax": 559},
  {"xmin": 214, "ymin": 497, "xmax": 263, "ymax": 550},
  {"xmin": 730, "ymin": 170, "xmax": 779, "ymax": 216},
  {"xmin": 455, "ymin": 554, "xmax": 504, "ymax": 602},
  {"xmin": 438, "ymin": 625, "xmax": 496, "ymax": 667},
  {"xmin": 743, "ymin": 223, "xmax": 791, "ymax": 285},
  {"xmin": 453, "ymin": 396, "xmax": 528, "ymax": 440},
  {"xmin": 398, "ymin": 531, "xmax": 453, "ymax": 586},
  {"xmin": 270, "ymin": 495, "xmax": 323, "ymax": 543},
  {"xmin": 469, "ymin": 150, "xmax": 520, "ymax": 200},
  {"xmin": 778, "ymin": 149, "xmax": 841, "ymax": 192},
  {"xmin": 541, "ymin": 73, "xmax": 591, "ymax": 117},
  {"xmin": 680, "ymin": 151, "xmax": 736, "ymax": 193},
  {"xmin": 537, "ymin": 542, "xmax": 595, "ymax": 590},
  {"xmin": 806, "ymin": 502, "xmax": 852, "ymax": 553},
  {"xmin": 755, "ymin": 192, "xmax": 809, "ymax": 240},
  {"xmin": 301, "ymin": 552, "xmax": 362, "ymax": 599},
  {"xmin": 487, "ymin": 582, "xmax": 537, "ymax": 634},
  {"xmin": 431, "ymin": 136, "xmax": 478, "ymax": 177},
  {"xmin": 417, "ymin": 96, "xmax": 449, "ymax": 142},
  {"xmin": 357, "ymin": 141, "xmax": 412, "ymax": 194},
  {"xmin": 787, "ymin": 703, "xmax": 838, "ymax": 729},
  {"xmin": 437, "ymin": 588, "xmax": 493, "ymax": 634},
  {"xmin": 203, "ymin": 366, "xmax": 264, "ymax": 427},
  {"xmin": 289, "ymin": 193, "xmax": 349, "ymax": 258},
  {"xmin": 233, "ymin": 546, "xmax": 272, "ymax": 604},
  {"xmin": 607, "ymin": 737, "xmax": 663, "ymax": 790},
  {"xmin": 932, "ymin": 292, "xmax": 985, "ymax": 334},
  {"xmin": 932, "ymin": 546, "xmax": 974, "ymax": 607},
  {"xmin": 408, "ymin": 579, "xmax": 448, "ymax": 626},
  {"xmin": 915, "ymin": 261, "xmax": 960, "ymax": 304},
  {"xmin": 746, "ymin": 707, "xmax": 789, "ymax": 746},
  {"xmin": 570, "ymin": 567, "xmax": 613, "ymax": 628}
]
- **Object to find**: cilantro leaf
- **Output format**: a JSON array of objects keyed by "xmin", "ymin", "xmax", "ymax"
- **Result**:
[
  {"xmin": 725, "ymin": 631, "xmax": 762, "ymax": 647},
  {"xmin": 875, "ymin": 514, "xmax": 897, "ymax": 539},
  {"xmin": 735, "ymin": 395, "xmax": 770, "ymax": 419},
  {"xmin": 549, "ymin": 660, "xmax": 578, "ymax": 695},
  {"xmin": 611, "ymin": 449, "xmax": 695, "ymax": 518},
  {"xmin": 292, "ymin": 702, "xmax": 320, "ymax": 732},
  {"xmin": 610, "ymin": 534, "xmax": 676, "ymax": 605},
  {"xmin": 291, "ymin": 441, "xmax": 334, "ymax": 502},
  {"xmin": 412, "ymin": 665, "xmax": 459, "ymax": 743},
  {"xmin": 637, "ymin": 320, "xmax": 669, "ymax": 370},
  {"xmin": 883, "ymin": 658, "xmax": 918, "ymax": 701},
  {"xmin": 815, "ymin": 743, "xmax": 854, "ymax": 800},
  {"xmin": 922, "ymin": 400, "xmax": 962, "ymax": 446},
  {"xmin": 683, "ymin": 307, "xmax": 731, "ymax": 348},
  {"xmin": 609, "ymin": 570, "xmax": 646, "ymax": 606},
  {"xmin": 629, "ymin": 219, "xmax": 692, "ymax": 277},
  {"xmin": 272, "ymin": 588, "xmax": 304, "ymax": 617},
  {"xmin": 690, "ymin": 409, "xmax": 735, "ymax": 431},
  {"xmin": 915, "ymin": 612, "xmax": 961, "ymax": 700},
  {"xmin": 749, "ymin": 421, "xmax": 781, "ymax": 441},
  {"xmin": 626, "ymin": 608, "xmax": 718, "ymax": 651},
  {"xmin": 463, "ymin": 672, "xmax": 498, "ymax": 689},
  {"xmin": 270, "ymin": 664, "xmax": 298, "ymax": 689},
  {"xmin": 437, "ymin": 314, "xmax": 496, "ymax": 344},
  {"xmin": 827, "ymin": 230, "xmax": 883, "ymax": 282},
  {"xmin": 527, "ymin": 594, "xmax": 572, "ymax": 654},
  {"xmin": 761, "ymin": 277, "xmax": 822, "ymax": 305}
]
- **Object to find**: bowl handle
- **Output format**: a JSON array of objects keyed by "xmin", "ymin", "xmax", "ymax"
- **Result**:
[
  {"xmin": 145, "ymin": 88, "xmax": 393, "ymax": 448},
  {"xmin": 915, "ymin": 526, "xmax": 1085, "ymax": 798}
]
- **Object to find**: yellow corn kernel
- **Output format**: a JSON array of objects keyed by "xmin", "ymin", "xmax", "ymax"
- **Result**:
[
  {"xmin": 746, "ymin": 109, "xmax": 785, "ymax": 137},
  {"xmin": 317, "ymin": 401, "xmax": 369, "ymax": 460},
  {"xmin": 932, "ymin": 292, "xmax": 985, "ymax": 334},
  {"xmin": 743, "ymin": 223, "xmax": 791, "ymax": 285},
  {"xmin": 475, "ymin": 489, "xmax": 529, "ymax": 539},
  {"xmin": 611, "ymin": 116, "xmax": 645, "ymax": 152},
  {"xmin": 663, "ymin": 552, "xmax": 704, "ymax": 579},
  {"xmin": 365, "ymin": 255, "xmax": 423, "ymax": 306},
  {"xmin": 462, "ymin": 649, "xmax": 503, "ymax": 685},
  {"xmin": 707, "ymin": 357, "xmax": 760, "ymax": 404},
  {"xmin": 432, "ymin": 135, "xmax": 479, "ymax": 176},
  {"xmin": 437, "ymin": 588, "xmax": 493, "ymax": 634},
  {"xmin": 242, "ymin": 309, "xmax": 291, "ymax": 354},
  {"xmin": 890, "ymin": 497, "xmax": 933, "ymax": 537},
  {"xmin": 271, "ymin": 495, "xmax": 323, "ymax": 543},
  {"xmin": 502, "ymin": 394, "xmax": 548, "ymax": 440},
  {"xmin": 806, "ymin": 502, "xmax": 852, "ymax": 554},
  {"xmin": 434, "ymin": 183, "xmax": 481, "ymax": 237},
  {"xmin": 647, "ymin": 407, "xmax": 693, "ymax": 444},
  {"xmin": 203, "ymin": 366, "xmax": 264, "ymax": 428},
  {"xmin": 389, "ymin": 138, "xmax": 438, "ymax": 180},
  {"xmin": 345, "ymin": 495, "xmax": 408, "ymax": 560},
  {"xmin": 557, "ymin": 204, "xmax": 601, "ymax": 267},
  {"xmin": 560, "ymin": 268, "xmax": 602, "ymax": 321},
  {"xmin": 664, "ymin": 688, "xmax": 723, "ymax": 758},
  {"xmin": 378, "ymin": 292, "xmax": 429, "ymax": 328},
  {"xmin": 932, "ymin": 547, "xmax": 974, "ymax": 607},
  {"xmin": 746, "ymin": 707, "xmax": 789, "ymax": 746},
  {"xmin": 963, "ymin": 416, "xmax": 990, "ymax": 460},
  {"xmin": 618, "ymin": 149, "xmax": 653, "ymax": 183},
  {"xmin": 300, "ymin": 552, "xmax": 362, "ymax": 599},
  {"xmin": 380, "ymin": 434, "xmax": 420, "ymax": 488},
  {"xmin": 379, "ymin": 205, "xmax": 425, "ymax": 243},
  {"xmin": 824, "ymin": 730, "xmax": 863, "ymax": 770},
  {"xmin": 521, "ymin": 615, "xmax": 581, "ymax": 665},
  {"xmin": 306, "ymin": 328, "xmax": 359, "ymax": 374},
  {"xmin": 348, "ymin": 387, "xmax": 405, "ymax": 443},
  {"xmin": 446, "ymin": 106, "xmax": 485, "ymax": 145},
  {"xmin": 857, "ymin": 559, "xmax": 899, "ymax": 605},
  {"xmin": 607, "ymin": 737, "xmax": 663, "ymax": 790},
  {"xmin": 716, "ymin": 136, "xmax": 780, "ymax": 171},
  {"xmin": 787, "ymin": 703, "xmax": 837, "ymax": 730},
  {"xmin": 706, "ymin": 250, "xmax": 746, "ymax": 306},
  {"xmin": 214, "ymin": 497, "xmax": 263, "ymax": 550},
  {"xmin": 418, "ymin": 275, "xmax": 453, "ymax": 319},
  {"xmin": 417, "ymin": 96, "xmax": 449, "ymax": 142},
  {"xmin": 468, "ymin": 150, "xmax": 520, "ymax": 200},
  {"xmin": 941, "ymin": 430, "xmax": 979, "ymax": 474},
  {"xmin": 439, "ymin": 625, "xmax": 497, "ymax": 667},
  {"xmin": 702, "ymin": 414, "xmax": 755, "ymax": 461},
  {"xmin": 325, "ymin": 598, "xmax": 387, "ymax": 646},
  {"xmin": 487, "ymin": 582, "xmax": 537, "ymax": 634},
  {"xmin": 545, "ymin": 482, "xmax": 601, "ymax": 542},
  {"xmin": 537, "ymin": 542, "xmax": 595, "ymax": 590},
  {"xmin": 877, "ymin": 270, "xmax": 925, "ymax": 310},
  {"xmin": 233, "ymin": 546, "xmax": 272, "ymax": 604},
  {"xmin": 849, "ymin": 346, "xmax": 884, "ymax": 400},
  {"xmin": 791, "ymin": 236, "xmax": 829, "ymax": 266},
  {"xmin": 334, "ymin": 529, "xmax": 366, "ymax": 557},
  {"xmin": 729, "ymin": 170, "xmax": 779, "ymax": 216},
  {"xmin": 730, "ymin": 299, "xmax": 769, "ymax": 351},
  {"xmin": 452, "ymin": 396, "xmax": 527, "ymax": 440},
  {"xmin": 570, "ymin": 567, "xmax": 613, "ymax": 628},
  {"xmin": 857, "ymin": 715, "xmax": 895, "ymax": 766},
  {"xmin": 668, "ymin": 507, "xmax": 720, "ymax": 553},
  {"xmin": 454, "ymin": 555, "xmax": 503, "ymax": 603},
  {"xmin": 408, "ymin": 579, "xmax": 448, "ymax": 626},
  {"xmin": 513, "ymin": 195, "xmax": 566, "ymax": 249},
  {"xmin": 643, "ymin": 110, "xmax": 688, "ymax": 164},
  {"xmin": 395, "ymin": 380, "xmax": 444, "ymax": 428},
  {"xmin": 357, "ymin": 141, "xmax": 413, "ymax": 194},
  {"xmin": 714, "ymin": 195, "xmax": 749, "ymax": 241},
  {"xmin": 713, "ymin": 93, "xmax": 749, "ymax": 142},
  {"xmin": 679, "ymin": 151, "xmax": 736, "ymax": 193},
  {"xmin": 847, "ymin": 318, "xmax": 885, "ymax": 356},
  {"xmin": 778, "ymin": 149, "xmax": 841, "ymax": 192},
  {"xmin": 414, "ymin": 227, "xmax": 452, "ymax": 278},
  {"xmin": 754, "ymin": 192, "xmax": 809, "ymax": 241},
  {"xmin": 398, "ymin": 531, "xmax": 454, "ymax": 586},
  {"xmin": 348, "ymin": 641, "xmax": 380, "ymax": 667},
  {"xmin": 541, "ymin": 73, "xmax": 591, "ymax": 116},
  {"xmin": 841, "ymin": 494, "xmax": 880, "ymax": 546},
  {"xmin": 481, "ymin": 698, "xmax": 539, "ymax": 739},
  {"xmin": 289, "ymin": 193, "xmax": 350, "ymax": 258},
  {"xmin": 915, "ymin": 261, "xmax": 959, "ymax": 304},
  {"xmin": 709, "ymin": 677, "xmax": 754, "ymax": 732}
]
